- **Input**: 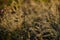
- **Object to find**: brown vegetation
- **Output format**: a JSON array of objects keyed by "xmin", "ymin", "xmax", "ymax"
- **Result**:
[{"xmin": 0, "ymin": 0, "xmax": 60, "ymax": 40}]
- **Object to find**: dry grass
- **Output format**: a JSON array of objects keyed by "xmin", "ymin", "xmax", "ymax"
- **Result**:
[{"xmin": 0, "ymin": 0, "xmax": 60, "ymax": 40}]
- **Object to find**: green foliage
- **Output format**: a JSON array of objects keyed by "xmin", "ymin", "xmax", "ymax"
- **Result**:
[
  {"xmin": 0, "ymin": 0, "xmax": 4, "ymax": 9},
  {"xmin": 15, "ymin": 0, "xmax": 18, "ymax": 3},
  {"xmin": 0, "ymin": 5, "xmax": 4, "ymax": 9},
  {"xmin": 7, "ymin": 0, "xmax": 13, "ymax": 6},
  {"xmin": 34, "ymin": 0, "xmax": 40, "ymax": 3},
  {"xmin": 0, "ymin": 0, "xmax": 12, "ymax": 9},
  {"xmin": 0, "ymin": 27, "xmax": 8, "ymax": 40}
]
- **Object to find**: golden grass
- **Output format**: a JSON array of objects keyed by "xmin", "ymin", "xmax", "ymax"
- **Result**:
[{"xmin": 0, "ymin": 0, "xmax": 60, "ymax": 40}]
